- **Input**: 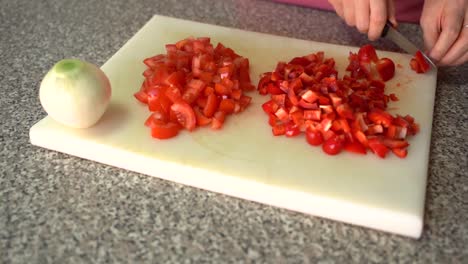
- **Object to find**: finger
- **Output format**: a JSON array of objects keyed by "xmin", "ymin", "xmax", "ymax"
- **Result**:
[
  {"xmin": 438, "ymin": 28, "xmax": 468, "ymax": 66},
  {"xmin": 419, "ymin": 5, "xmax": 440, "ymax": 52},
  {"xmin": 428, "ymin": 7, "xmax": 464, "ymax": 61},
  {"xmin": 355, "ymin": 0, "xmax": 370, "ymax": 33},
  {"xmin": 368, "ymin": 0, "xmax": 388, "ymax": 40},
  {"xmin": 343, "ymin": 0, "xmax": 356, "ymax": 26},
  {"xmin": 387, "ymin": 0, "xmax": 397, "ymax": 27},
  {"xmin": 329, "ymin": 0, "xmax": 344, "ymax": 19},
  {"xmin": 452, "ymin": 50, "xmax": 468, "ymax": 66}
]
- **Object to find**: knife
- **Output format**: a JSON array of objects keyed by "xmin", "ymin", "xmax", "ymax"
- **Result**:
[{"xmin": 381, "ymin": 21, "xmax": 437, "ymax": 70}]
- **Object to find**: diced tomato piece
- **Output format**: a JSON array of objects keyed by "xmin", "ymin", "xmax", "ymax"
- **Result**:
[
  {"xmin": 322, "ymin": 136, "xmax": 344, "ymax": 155},
  {"xmin": 150, "ymin": 121, "xmax": 181, "ymax": 139},
  {"xmin": 376, "ymin": 58, "xmax": 395, "ymax": 81},
  {"xmin": 165, "ymin": 86, "xmax": 182, "ymax": 103},
  {"xmin": 215, "ymin": 83, "xmax": 232, "ymax": 96},
  {"xmin": 204, "ymin": 93, "xmax": 219, "ymax": 118},
  {"xmin": 231, "ymin": 89, "xmax": 242, "ymax": 100},
  {"xmin": 143, "ymin": 54, "xmax": 165, "ymax": 68},
  {"xmin": 194, "ymin": 107, "xmax": 212, "ymax": 126},
  {"xmin": 134, "ymin": 91, "xmax": 148, "ymax": 104},
  {"xmin": 171, "ymin": 100, "xmax": 196, "ymax": 131},
  {"xmin": 183, "ymin": 79, "xmax": 205, "ymax": 104},
  {"xmin": 165, "ymin": 71, "xmax": 185, "ymax": 88},
  {"xmin": 219, "ymin": 99, "xmax": 236, "ymax": 114},
  {"xmin": 239, "ymin": 95, "xmax": 252, "ymax": 110},
  {"xmin": 199, "ymin": 71, "xmax": 213, "ymax": 83},
  {"xmin": 211, "ymin": 111, "xmax": 225, "ymax": 130},
  {"xmin": 145, "ymin": 111, "xmax": 169, "ymax": 126}
]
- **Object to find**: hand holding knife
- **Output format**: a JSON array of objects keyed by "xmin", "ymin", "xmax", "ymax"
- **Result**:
[{"xmin": 381, "ymin": 21, "xmax": 437, "ymax": 70}]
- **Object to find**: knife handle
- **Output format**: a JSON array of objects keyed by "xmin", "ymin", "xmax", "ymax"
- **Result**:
[{"xmin": 381, "ymin": 20, "xmax": 395, "ymax": 38}]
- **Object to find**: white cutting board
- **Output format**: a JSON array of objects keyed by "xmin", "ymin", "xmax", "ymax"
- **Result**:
[{"xmin": 30, "ymin": 15, "xmax": 437, "ymax": 238}]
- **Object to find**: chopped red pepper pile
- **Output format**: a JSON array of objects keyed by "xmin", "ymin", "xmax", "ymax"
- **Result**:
[
  {"xmin": 257, "ymin": 44, "xmax": 420, "ymax": 158},
  {"xmin": 134, "ymin": 37, "xmax": 254, "ymax": 139}
]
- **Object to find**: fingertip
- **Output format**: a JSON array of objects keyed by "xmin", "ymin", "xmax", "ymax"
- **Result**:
[{"xmin": 368, "ymin": 32, "xmax": 379, "ymax": 41}]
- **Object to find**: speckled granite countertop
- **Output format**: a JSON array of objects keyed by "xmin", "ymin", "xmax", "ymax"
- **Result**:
[{"xmin": 1, "ymin": 0, "xmax": 467, "ymax": 263}]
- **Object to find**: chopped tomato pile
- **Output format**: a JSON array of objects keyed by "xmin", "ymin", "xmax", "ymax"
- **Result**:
[
  {"xmin": 410, "ymin": 51, "xmax": 431, "ymax": 73},
  {"xmin": 134, "ymin": 37, "xmax": 254, "ymax": 139},
  {"xmin": 257, "ymin": 44, "xmax": 420, "ymax": 158}
]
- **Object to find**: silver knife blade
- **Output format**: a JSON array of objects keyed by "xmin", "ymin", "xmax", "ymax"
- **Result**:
[{"xmin": 382, "ymin": 22, "xmax": 437, "ymax": 70}]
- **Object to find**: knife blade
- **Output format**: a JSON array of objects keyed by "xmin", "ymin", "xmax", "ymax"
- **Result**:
[{"xmin": 381, "ymin": 21, "xmax": 437, "ymax": 70}]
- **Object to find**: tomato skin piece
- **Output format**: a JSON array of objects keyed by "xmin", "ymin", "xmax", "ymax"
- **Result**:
[
  {"xmin": 171, "ymin": 100, "xmax": 197, "ymax": 131},
  {"xmin": 322, "ymin": 136, "xmax": 344, "ymax": 155},
  {"xmin": 150, "ymin": 121, "xmax": 181, "ymax": 139},
  {"xmin": 376, "ymin": 58, "xmax": 395, "ymax": 81},
  {"xmin": 306, "ymin": 129, "xmax": 323, "ymax": 146}
]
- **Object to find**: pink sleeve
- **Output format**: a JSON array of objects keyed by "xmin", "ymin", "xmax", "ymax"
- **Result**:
[{"xmin": 271, "ymin": 0, "xmax": 423, "ymax": 23}]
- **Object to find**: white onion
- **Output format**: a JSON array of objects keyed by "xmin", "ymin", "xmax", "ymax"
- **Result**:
[{"xmin": 39, "ymin": 59, "xmax": 112, "ymax": 128}]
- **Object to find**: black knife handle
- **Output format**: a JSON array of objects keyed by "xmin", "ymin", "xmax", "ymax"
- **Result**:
[{"xmin": 381, "ymin": 20, "xmax": 395, "ymax": 38}]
